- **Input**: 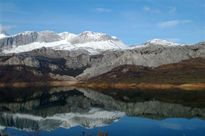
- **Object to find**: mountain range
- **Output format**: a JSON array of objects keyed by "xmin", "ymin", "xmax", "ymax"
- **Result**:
[
  {"xmin": 0, "ymin": 31, "xmax": 127, "ymax": 54},
  {"xmin": 0, "ymin": 30, "xmax": 204, "ymax": 87}
]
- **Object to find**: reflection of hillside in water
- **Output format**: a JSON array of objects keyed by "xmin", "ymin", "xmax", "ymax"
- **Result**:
[{"xmin": 0, "ymin": 86, "xmax": 205, "ymax": 131}]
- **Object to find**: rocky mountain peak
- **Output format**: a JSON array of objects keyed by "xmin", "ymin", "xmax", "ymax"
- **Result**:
[{"xmin": 69, "ymin": 31, "xmax": 124, "ymax": 46}]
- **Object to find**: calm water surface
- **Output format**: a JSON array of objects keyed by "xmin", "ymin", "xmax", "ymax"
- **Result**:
[{"xmin": 0, "ymin": 86, "xmax": 205, "ymax": 136}]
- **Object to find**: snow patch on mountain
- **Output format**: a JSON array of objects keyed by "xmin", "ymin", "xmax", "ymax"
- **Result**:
[
  {"xmin": 129, "ymin": 39, "xmax": 182, "ymax": 49},
  {"xmin": 13, "ymin": 31, "xmax": 35, "ymax": 36},
  {"xmin": 58, "ymin": 32, "xmax": 77, "ymax": 41},
  {"xmin": 0, "ymin": 33, "xmax": 8, "ymax": 39}
]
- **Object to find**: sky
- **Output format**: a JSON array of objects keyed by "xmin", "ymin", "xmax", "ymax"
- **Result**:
[{"xmin": 0, "ymin": 0, "xmax": 204, "ymax": 45}]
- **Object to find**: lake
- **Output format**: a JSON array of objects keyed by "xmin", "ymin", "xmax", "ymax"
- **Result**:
[{"xmin": 0, "ymin": 86, "xmax": 205, "ymax": 136}]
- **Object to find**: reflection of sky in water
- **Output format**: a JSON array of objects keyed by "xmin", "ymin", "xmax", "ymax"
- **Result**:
[{"xmin": 2, "ymin": 116, "xmax": 205, "ymax": 136}]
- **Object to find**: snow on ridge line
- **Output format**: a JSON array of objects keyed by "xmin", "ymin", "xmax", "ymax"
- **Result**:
[
  {"xmin": 142, "ymin": 39, "xmax": 181, "ymax": 46},
  {"xmin": 2, "ymin": 40, "xmax": 127, "ymax": 55},
  {"xmin": 5, "ymin": 30, "xmax": 119, "ymax": 40},
  {"xmin": 130, "ymin": 38, "xmax": 183, "ymax": 49}
]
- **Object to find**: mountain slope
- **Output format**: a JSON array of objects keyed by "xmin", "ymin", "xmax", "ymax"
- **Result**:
[{"xmin": 86, "ymin": 57, "xmax": 205, "ymax": 84}]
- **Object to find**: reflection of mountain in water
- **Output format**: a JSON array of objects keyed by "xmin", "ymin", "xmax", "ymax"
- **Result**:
[
  {"xmin": 79, "ymin": 88, "xmax": 205, "ymax": 119},
  {"xmin": 0, "ymin": 87, "xmax": 205, "ymax": 131},
  {"xmin": 0, "ymin": 108, "xmax": 124, "ymax": 130}
]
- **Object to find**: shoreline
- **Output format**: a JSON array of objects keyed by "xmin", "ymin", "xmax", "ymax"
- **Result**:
[
  {"xmin": 0, "ymin": 81, "xmax": 205, "ymax": 91},
  {"xmin": 71, "ymin": 83, "xmax": 205, "ymax": 91}
]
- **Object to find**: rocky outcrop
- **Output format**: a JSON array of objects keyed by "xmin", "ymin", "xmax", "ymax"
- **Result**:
[
  {"xmin": 0, "ymin": 47, "xmax": 90, "ymax": 68},
  {"xmin": 0, "ymin": 48, "xmax": 90, "ymax": 81}
]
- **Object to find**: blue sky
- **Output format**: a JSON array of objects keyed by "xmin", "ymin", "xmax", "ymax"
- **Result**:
[{"xmin": 0, "ymin": 0, "xmax": 204, "ymax": 45}]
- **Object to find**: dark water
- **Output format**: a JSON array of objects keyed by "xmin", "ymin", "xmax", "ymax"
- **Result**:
[{"xmin": 0, "ymin": 86, "xmax": 205, "ymax": 136}]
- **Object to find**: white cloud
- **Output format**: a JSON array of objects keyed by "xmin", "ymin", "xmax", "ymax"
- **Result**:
[
  {"xmin": 158, "ymin": 20, "xmax": 191, "ymax": 28},
  {"xmin": 143, "ymin": 6, "xmax": 161, "ymax": 14},
  {"xmin": 181, "ymin": 20, "xmax": 192, "ymax": 23},
  {"xmin": 158, "ymin": 20, "xmax": 179, "ymax": 27},
  {"xmin": 169, "ymin": 7, "xmax": 176, "ymax": 14},
  {"xmin": 0, "ymin": 24, "xmax": 16, "ymax": 33},
  {"xmin": 144, "ymin": 6, "xmax": 150, "ymax": 11},
  {"xmin": 95, "ymin": 8, "xmax": 112, "ymax": 13}
]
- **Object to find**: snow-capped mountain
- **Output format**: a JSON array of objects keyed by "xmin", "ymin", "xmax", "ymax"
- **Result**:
[
  {"xmin": 130, "ymin": 39, "xmax": 181, "ymax": 49},
  {"xmin": 141, "ymin": 39, "xmax": 181, "ymax": 47},
  {"xmin": 0, "ymin": 31, "xmax": 128, "ymax": 54}
]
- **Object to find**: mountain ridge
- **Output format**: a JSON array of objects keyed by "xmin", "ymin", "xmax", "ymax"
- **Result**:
[
  {"xmin": 0, "ymin": 30, "xmax": 189, "ymax": 55},
  {"xmin": 0, "ymin": 30, "xmax": 127, "ymax": 55}
]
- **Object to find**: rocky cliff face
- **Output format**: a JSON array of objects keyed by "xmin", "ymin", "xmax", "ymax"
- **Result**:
[
  {"xmin": 0, "ymin": 31, "xmax": 61, "ymax": 50},
  {"xmin": 0, "ymin": 48, "xmax": 90, "ymax": 81}
]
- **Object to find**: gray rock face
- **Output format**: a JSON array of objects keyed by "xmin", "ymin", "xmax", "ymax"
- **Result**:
[
  {"xmin": 0, "ymin": 31, "xmax": 61, "ymax": 50},
  {"xmin": 17, "ymin": 47, "xmax": 91, "ymax": 69},
  {"xmin": 36, "ymin": 31, "xmax": 61, "ymax": 42},
  {"xmin": 0, "ymin": 48, "xmax": 90, "ymax": 78},
  {"xmin": 0, "ymin": 32, "xmax": 38, "ymax": 49}
]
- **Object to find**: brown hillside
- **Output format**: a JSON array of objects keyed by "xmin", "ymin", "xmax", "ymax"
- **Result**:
[{"xmin": 87, "ymin": 58, "xmax": 205, "ymax": 84}]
